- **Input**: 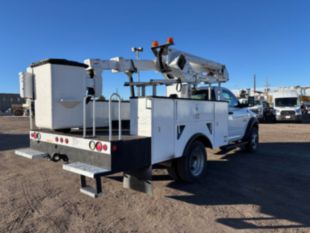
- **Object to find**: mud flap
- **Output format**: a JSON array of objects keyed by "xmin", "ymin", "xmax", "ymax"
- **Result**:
[{"xmin": 123, "ymin": 165, "xmax": 152, "ymax": 195}]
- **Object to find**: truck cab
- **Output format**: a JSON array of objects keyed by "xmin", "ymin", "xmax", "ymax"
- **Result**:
[{"xmin": 191, "ymin": 86, "xmax": 257, "ymax": 144}]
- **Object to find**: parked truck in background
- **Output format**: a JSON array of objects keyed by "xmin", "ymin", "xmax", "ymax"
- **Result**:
[
  {"xmin": 238, "ymin": 96, "xmax": 276, "ymax": 123},
  {"xmin": 300, "ymin": 87, "xmax": 310, "ymax": 114},
  {"xmin": 272, "ymin": 90, "xmax": 302, "ymax": 122}
]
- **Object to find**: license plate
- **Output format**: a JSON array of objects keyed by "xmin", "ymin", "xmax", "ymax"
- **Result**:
[{"xmin": 285, "ymin": 115, "xmax": 291, "ymax": 119}]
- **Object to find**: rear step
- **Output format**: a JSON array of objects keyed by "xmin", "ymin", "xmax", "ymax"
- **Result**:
[
  {"xmin": 63, "ymin": 162, "xmax": 110, "ymax": 198},
  {"xmin": 15, "ymin": 148, "xmax": 48, "ymax": 159}
]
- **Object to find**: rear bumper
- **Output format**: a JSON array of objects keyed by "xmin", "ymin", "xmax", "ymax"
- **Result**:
[
  {"xmin": 16, "ymin": 131, "xmax": 153, "ymax": 197},
  {"xmin": 30, "ymin": 138, "xmax": 151, "ymax": 174}
]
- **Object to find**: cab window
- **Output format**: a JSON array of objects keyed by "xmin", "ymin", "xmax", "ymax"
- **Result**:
[{"xmin": 222, "ymin": 89, "xmax": 239, "ymax": 107}]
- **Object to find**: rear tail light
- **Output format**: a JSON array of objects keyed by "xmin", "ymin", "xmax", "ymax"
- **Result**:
[
  {"xmin": 95, "ymin": 142, "xmax": 102, "ymax": 151},
  {"xmin": 65, "ymin": 138, "xmax": 69, "ymax": 144},
  {"xmin": 102, "ymin": 144, "xmax": 108, "ymax": 151},
  {"xmin": 31, "ymin": 132, "xmax": 40, "ymax": 140},
  {"xmin": 112, "ymin": 144, "xmax": 117, "ymax": 152},
  {"xmin": 55, "ymin": 137, "xmax": 59, "ymax": 142},
  {"xmin": 60, "ymin": 137, "xmax": 63, "ymax": 143}
]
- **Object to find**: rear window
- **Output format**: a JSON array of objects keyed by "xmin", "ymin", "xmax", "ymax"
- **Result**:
[{"xmin": 191, "ymin": 89, "xmax": 216, "ymax": 101}]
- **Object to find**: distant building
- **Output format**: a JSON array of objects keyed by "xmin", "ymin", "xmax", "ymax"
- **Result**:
[{"xmin": 0, "ymin": 93, "xmax": 24, "ymax": 113}]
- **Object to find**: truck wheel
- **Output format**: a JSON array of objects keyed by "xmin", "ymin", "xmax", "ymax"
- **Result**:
[
  {"xmin": 175, "ymin": 141, "xmax": 207, "ymax": 183},
  {"xmin": 244, "ymin": 127, "xmax": 259, "ymax": 152}
]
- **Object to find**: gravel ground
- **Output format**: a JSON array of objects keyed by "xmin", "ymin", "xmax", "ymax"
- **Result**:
[{"xmin": 0, "ymin": 116, "xmax": 310, "ymax": 233}]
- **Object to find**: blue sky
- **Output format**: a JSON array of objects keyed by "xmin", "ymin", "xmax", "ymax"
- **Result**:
[{"xmin": 0, "ymin": 0, "xmax": 309, "ymax": 97}]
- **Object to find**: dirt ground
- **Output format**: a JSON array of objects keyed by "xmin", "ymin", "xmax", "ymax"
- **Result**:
[{"xmin": 0, "ymin": 117, "xmax": 310, "ymax": 233}]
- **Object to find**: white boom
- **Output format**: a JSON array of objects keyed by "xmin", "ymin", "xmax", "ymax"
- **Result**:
[
  {"xmin": 84, "ymin": 41, "xmax": 229, "ymax": 91},
  {"xmin": 161, "ymin": 47, "xmax": 229, "ymax": 84},
  {"xmin": 84, "ymin": 57, "xmax": 156, "ymax": 74}
]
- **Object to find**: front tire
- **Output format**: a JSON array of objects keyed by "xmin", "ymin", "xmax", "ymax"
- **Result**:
[
  {"xmin": 244, "ymin": 127, "xmax": 259, "ymax": 152},
  {"xmin": 168, "ymin": 141, "xmax": 207, "ymax": 183}
]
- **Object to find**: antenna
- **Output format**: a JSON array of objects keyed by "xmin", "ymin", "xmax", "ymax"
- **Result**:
[
  {"xmin": 131, "ymin": 47, "xmax": 143, "ymax": 96},
  {"xmin": 253, "ymin": 74, "xmax": 256, "ymax": 94}
]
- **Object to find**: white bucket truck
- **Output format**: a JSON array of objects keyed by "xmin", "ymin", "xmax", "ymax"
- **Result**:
[{"xmin": 16, "ymin": 39, "xmax": 258, "ymax": 197}]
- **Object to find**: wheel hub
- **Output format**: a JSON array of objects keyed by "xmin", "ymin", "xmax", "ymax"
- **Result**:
[{"xmin": 190, "ymin": 148, "xmax": 205, "ymax": 176}]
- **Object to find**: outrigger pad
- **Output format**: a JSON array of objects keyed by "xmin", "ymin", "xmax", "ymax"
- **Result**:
[{"xmin": 123, "ymin": 165, "xmax": 152, "ymax": 195}]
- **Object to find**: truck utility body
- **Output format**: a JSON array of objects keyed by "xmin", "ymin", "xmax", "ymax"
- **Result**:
[
  {"xmin": 16, "ymin": 39, "xmax": 258, "ymax": 197},
  {"xmin": 26, "ymin": 96, "xmax": 227, "ymax": 182}
]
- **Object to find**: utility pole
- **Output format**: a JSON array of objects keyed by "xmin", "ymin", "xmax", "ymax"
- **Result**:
[
  {"xmin": 253, "ymin": 74, "xmax": 256, "ymax": 94},
  {"xmin": 265, "ymin": 77, "xmax": 270, "ymax": 104},
  {"xmin": 265, "ymin": 77, "xmax": 270, "ymax": 91},
  {"xmin": 131, "ymin": 47, "xmax": 143, "ymax": 96}
]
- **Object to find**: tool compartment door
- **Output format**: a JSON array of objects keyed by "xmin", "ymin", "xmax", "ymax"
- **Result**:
[
  {"xmin": 151, "ymin": 98, "xmax": 175, "ymax": 164},
  {"xmin": 174, "ymin": 99, "xmax": 215, "ymax": 157}
]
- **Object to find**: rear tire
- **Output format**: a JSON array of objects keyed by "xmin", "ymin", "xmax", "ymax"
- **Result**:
[
  {"xmin": 244, "ymin": 127, "xmax": 259, "ymax": 152},
  {"xmin": 168, "ymin": 141, "xmax": 207, "ymax": 183}
]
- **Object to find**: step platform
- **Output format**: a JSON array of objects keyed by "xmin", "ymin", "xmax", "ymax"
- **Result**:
[
  {"xmin": 63, "ymin": 162, "xmax": 110, "ymax": 198},
  {"xmin": 15, "ymin": 148, "xmax": 48, "ymax": 159}
]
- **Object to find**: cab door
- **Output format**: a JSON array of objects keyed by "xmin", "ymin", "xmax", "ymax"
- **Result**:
[{"xmin": 221, "ymin": 89, "xmax": 248, "ymax": 141}]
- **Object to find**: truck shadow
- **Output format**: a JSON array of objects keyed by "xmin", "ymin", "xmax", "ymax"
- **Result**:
[
  {"xmin": 166, "ymin": 142, "xmax": 310, "ymax": 230},
  {"xmin": 0, "ymin": 133, "xmax": 29, "ymax": 151}
]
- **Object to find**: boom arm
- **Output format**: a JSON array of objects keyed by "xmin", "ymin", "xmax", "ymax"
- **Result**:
[
  {"xmin": 84, "ymin": 57, "xmax": 156, "ymax": 74},
  {"xmin": 84, "ymin": 41, "xmax": 229, "ymax": 98},
  {"xmin": 152, "ymin": 45, "xmax": 229, "ymax": 84},
  {"xmin": 84, "ymin": 43, "xmax": 228, "ymax": 87}
]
